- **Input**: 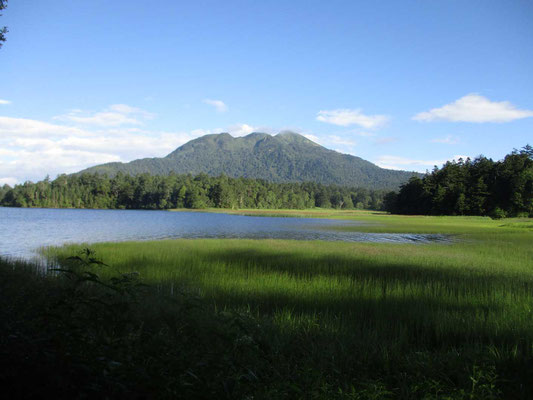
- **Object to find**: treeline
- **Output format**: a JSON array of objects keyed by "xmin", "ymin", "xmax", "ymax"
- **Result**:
[
  {"xmin": 384, "ymin": 145, "xmax": 533, "ymax": 217},
  {"xmin": 0, "ymin": 173, "xmax": 388, "ymax": 210}
]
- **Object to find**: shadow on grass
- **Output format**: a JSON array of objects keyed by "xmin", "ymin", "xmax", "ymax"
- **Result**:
[
  {"xmin": 95, "ymin": 248, "xmax": 533, "ymax": 398},
  {"xmin": 111, "ymin": 244, "xmax": 533, "ymax": 295},
  {"xmin": 4, "ymin": 255, "xmax": 533, "ymax": 399},
  {"xmin": 96, "ymin": 246, "xmax": 533, "ymax": 352}
]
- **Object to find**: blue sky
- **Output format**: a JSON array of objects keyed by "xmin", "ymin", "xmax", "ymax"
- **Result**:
[{"xmin": 1, "ymin": 0, "xmax": 532, "ymax": 184}]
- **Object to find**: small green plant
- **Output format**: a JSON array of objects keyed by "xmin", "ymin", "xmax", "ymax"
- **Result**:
[
  {"xmin": 490, "ymin": 207, "xmax": 507, "ymax": 219},
  {"xmin": 54, "ymin": 247, "xmax": 142, "ymax": 294},
  {"xmin": 468, "ymin": 365, "xmax": 501, "ymax": 399}
]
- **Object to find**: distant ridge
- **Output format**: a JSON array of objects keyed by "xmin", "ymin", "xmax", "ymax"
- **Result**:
[{"xmin": 78, "ymin": 131, "xmax": 419, "ymax": 189}]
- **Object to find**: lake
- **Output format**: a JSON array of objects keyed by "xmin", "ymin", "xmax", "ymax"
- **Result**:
[{"xmin": 0, "ymin": 207, "xmax": 449, "ymax": 260}]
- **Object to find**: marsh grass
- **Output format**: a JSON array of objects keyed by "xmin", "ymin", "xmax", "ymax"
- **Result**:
[
  {"xmin": 0, "ymin": 254, "xmax": 280, "ymax": 399},
  {"xmin": 4, "ymin": 211, "xmax": 533, "ymax": 398},
  {"xmin": 40, "ymin": 212, "xmax": 533, "ymax": 398}
]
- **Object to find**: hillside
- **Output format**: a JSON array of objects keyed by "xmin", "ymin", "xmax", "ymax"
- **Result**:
[{"xmin": 79, "ymin": 131, "xmax": 419, "ymax": 189}]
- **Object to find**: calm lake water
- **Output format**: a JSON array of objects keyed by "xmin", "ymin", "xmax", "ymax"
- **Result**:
[{"xmin": 0, "ymin": 207, "xmax": 449, "ymax": 260}]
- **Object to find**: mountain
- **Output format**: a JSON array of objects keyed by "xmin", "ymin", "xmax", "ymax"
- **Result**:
[{"xmin": 78, "ymin": 131, "xmax": 419, "ymax": 189}]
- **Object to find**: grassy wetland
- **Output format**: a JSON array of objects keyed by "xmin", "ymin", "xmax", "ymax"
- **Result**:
[{"xmin": 3, "ymin": 210, "xmax": 533, "ymax": 398}]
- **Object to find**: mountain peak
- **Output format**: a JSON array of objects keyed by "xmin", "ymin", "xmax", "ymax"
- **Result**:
[
  {"xmin": 276, "ymin": 130, "xmax": 304, "ymax": 139},
  {"xmin": 78, "ymin": 131, "xmax": 419, "ymax": 189},
  {"xmin": 276, "ymin": 130, "xmax": 299, "ymax": 136},
  {"xmin": 243, "ymin": 132, "xmax": 270, "ymax": 140},
  {"xmin": 276, "ymin": 131, "xmax": 318, "ymax": 145}
]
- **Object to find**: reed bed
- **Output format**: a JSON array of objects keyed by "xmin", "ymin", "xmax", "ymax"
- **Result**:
[{"xmin": 37, "ymin": 213, "xmax": 533, "ymax": 398}]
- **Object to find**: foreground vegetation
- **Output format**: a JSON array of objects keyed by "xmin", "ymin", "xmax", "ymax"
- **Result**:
[{"xmin": 2, "ymin": 211, "xmax": 533, "ymax": 398}]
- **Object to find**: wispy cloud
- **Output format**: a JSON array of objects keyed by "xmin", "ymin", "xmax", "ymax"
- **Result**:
[
  {"xmin": 413, "ymin": 94, "xmax": 533, "ymax": 123},
  {"xmin": 0, "ymin": 107, "xmax": 202, "ymax": 184},
  {"xmin": 54, "ymin": 104, "xmax": 154, "ymax": 127},
  {"xmin": 328, "ymin": 135, "xmax": 356, "ymax": 146},
  {"xmin": 352, "ymin": 131, "xmax": 375, "ymax": 137},
  {"xmin": 317, "ymin": 109, "xmax": 389, "ymax": 129},
  {"xmin": 374, "ymin": 136, "xmax": 398, "ymax": 145},
  {"xmin": 375, "ymin": 155, "xmax": 470, "ymax": 172},
  {"xmin": 0, "ymin": 120, "xmax": 199, "ymax": 184},
  {"xmin": 0, "ymin": 177, "xmax": 17, "ymax": 186},
  {"xmin": 303, "ymin": 134, "xmax": 321, "ymax": 144},
  {"xmin": 431, "ymin": 135, "xmax": 459, "ymax": 144},
  {"xmin": 302, "ymin": 133, "xmax": 357, "ymax": 147},
  {"xmin": 203, "ymin": 99, "xmax": 228, "ymax": 113},
  {"xmin": 0, "ymin": 108, "xmax": 275, "ymax": 184},
  {"xmin": 0, "ymin": 116, "xmax": 85, "ymax": 136},
  {"xmin": 0, "ymin": 99, "xmax": 11, "ymax": 105},
  {"xmin": 226, "ymin": 123, "xmax": 256, "ymax": 136}
]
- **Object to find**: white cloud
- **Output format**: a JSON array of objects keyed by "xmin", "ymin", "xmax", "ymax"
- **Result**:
[
  {"xmin": 204, "ymin": 99, "xmax": 228, "ymax": 113},
  {"xmin": 302, "ymin": 131, "xmax": 371, "ymax": 148},
  {"xmin": 375, "ymin": 154, "xmax": 470, "ymax": 173},
  {"xmin": 303, "ymin": 134, "xmax": 321, "ymax": 144},
  {"xmin": 301, "ymin": 133, "xmax": 357, "ymax": 147},
  {"xmin": 0, "ymin": 177, "xmax": 17, "ymax": 186},
  {"xmin": 431, "ymin": 135, "xmax": 459, "ymax": 144},
  {"xmin": 317, "ymin": 109, "xmax": 389, "ymax": 129},
  {"xmin": 328, "ymin": 135, "xmax": 356, "ymax": 146},
  {"xmin": 0, "ymin": 107, "xmax": 274, "ymax": 184},
  {"xmin": 0, "ymin": 124, "xmax": 200, "ymax": 184},
  {"xmin": 0, "ymin": 106, "xmax": 203, "ymax": 183},
  {"xmin": 0, "ymin": 99, "xmax": 11, "ymax": 105},
  {"xmin": 46, "ymin": 130, "xmax": 195, "ymax": 161},
  {"xmin": 375, "ymin": 156, "xmax": 442, "ymax": 172},
  {"xmin": 0, "ymin": 148, "xmax": 121, "ymax": 185},
  {"xmin": 54, "ymin": 104, "xmax": 154, "ymax": 127},
  {"xmin": 0, "ymin": 116, "xmax": 86, "ymax": 136},
  {"xmin": 226, "ymin": 123, "xmax": 279, "ymax": 137},
  {"xmin": 227, "ymin": 123, "xmax": 256, "ymax": 136},
  {"xmin": 413, "ymin": 94, "xmax": 533, "ymax": 123}
]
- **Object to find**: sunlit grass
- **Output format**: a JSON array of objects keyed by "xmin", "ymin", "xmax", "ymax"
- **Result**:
[
  {"xmin": 41, "ymin": 212, "xmax": 533, "ymax": 397},
  {"xmin": 46, "ymin": 234, "xmax": 533, "ymax": 344}
]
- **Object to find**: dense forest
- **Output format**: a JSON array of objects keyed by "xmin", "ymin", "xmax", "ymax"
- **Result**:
[
  {"xmin": 384, "ymin": 145, "xmax": 533, "ymax": 217},
  {"xmin": 0, "ymin": 173, "xmax": 388, "ymax": 210},
  {"xmin": 3, "ymin": 146, "xmax": 531, "ymax": 216}
]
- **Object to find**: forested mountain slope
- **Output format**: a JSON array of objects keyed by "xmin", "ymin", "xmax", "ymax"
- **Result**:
[{"xmin": 79, "ymin": 131, "xmax": 418, "ymax": 189}]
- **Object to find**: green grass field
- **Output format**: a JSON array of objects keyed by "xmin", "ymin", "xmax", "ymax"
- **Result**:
[
  {"xmin": 3, "ymin": 210, "xmax": 533, "ymax": 398},
  {"xmin": 39, "ymin": 210, "xmax": 533, "ymax": 398}
]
